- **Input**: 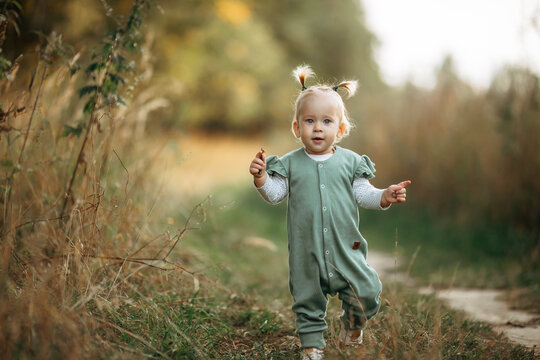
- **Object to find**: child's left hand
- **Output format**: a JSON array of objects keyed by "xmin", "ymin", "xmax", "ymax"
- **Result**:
[{"xmin": 381, "ymin": 180, "xmax": 411, "ymax": 208}]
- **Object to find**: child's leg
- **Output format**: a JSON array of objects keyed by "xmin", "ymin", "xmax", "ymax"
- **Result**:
[
  {"xmin": 337, "ymin": 282, "xmax": 381, "ymax": 331},
  {"xmin": 339, "ymin": 294, "xmax": 368, "ymax": 330},
  {"xmin": 290, "ymin": 278, "xmax": 330, "ymax": 349}
]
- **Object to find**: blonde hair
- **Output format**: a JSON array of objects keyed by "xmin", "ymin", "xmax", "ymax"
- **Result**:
[{"xmin": 291, "ymin": 65, "xmax": 358, "ymax": 141}]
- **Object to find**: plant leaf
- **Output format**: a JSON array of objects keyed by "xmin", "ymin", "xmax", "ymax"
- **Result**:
[
  {"xmin": 78, "ymin": 85, "xmax": 98, "ymax": 98},
  {"xmin": 62, "ymin": 122, "xmax": 84, "ymax": 138}
]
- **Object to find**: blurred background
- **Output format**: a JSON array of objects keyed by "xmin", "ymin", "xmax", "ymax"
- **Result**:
[
  {"xmin": 3, "ymin": 0, "xmax": 540, "ymax": 275},
  {"xmin": 2, "ymin": 0, "xmax": 540, "ymax": 357},
  {"xmin": 3, "ymin": 0, "xmax": 540, "ymax": 284}
]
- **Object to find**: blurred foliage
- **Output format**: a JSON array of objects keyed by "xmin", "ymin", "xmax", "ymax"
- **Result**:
[
  {"xmin": 149, "ymin": 0, "xmax": 383, "ymax": 131},
  {"xmin": 0, "ymin": 0, "xmax": 22, "ymax": 79},
  {"xmin": 344, "ymin": 58, "xmax": 540, "ymax": 271},
  {"xmin": 5, "ymin": 0, "xmax": 382, "ymax": 132},
  {"xmin": 2, "ymin": 0, "xmax": 539, "ymax": 271}
]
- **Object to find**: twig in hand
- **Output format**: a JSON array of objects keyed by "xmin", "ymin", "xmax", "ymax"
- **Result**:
[{"xmin": 258, "ymin": 147, "xmax": 265, "ymax": 175}]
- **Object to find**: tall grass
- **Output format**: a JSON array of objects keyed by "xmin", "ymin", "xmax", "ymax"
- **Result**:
[
  {"xmin": 344, "ymin": 60, "xmax": 540, "ymax": 282},
  {"xmin": 0, "ymin": 2, "xmax": 211, "ymax": 358}
]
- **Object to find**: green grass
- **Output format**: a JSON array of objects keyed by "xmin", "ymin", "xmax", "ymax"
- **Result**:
[
  {"xmin": 118, "ymin": 185, "xmax": 537, "ymax": 359},
  {"xmin": 100, "ymin": 280, "xmax": 536, "ymax": 359},
  {"xmin": 98, "ymin": 290, "xmax": 298, "ymax": 359},
  {"xmin": 178, "ymin": 186, "xmax": 291, "ymax": 305},
  {"xmin": 358, "ymin": 206, "xmax": 540, "ymax": 289}
]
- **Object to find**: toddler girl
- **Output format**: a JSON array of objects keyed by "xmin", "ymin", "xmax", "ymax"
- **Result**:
[{"xmin": 249, "ymin": 65, "xmax": 410, "ymax": 360}]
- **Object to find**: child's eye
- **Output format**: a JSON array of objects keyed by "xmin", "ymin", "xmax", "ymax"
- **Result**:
[
  {"xmin": 323, "ymin": 119, "xmax": 332, "ymax": 124},
  {"xmin": 305, "ymin": 119, "xmax": 314, "ymax": 123}
]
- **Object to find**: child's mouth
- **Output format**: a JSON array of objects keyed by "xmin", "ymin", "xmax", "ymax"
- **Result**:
[{"xmin": 312, "ymin": 137, "xmax": 324, "ymax": 142}]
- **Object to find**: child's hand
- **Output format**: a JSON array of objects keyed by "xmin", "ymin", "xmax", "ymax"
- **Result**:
[
  {"xmin": 249, "ymin": 148, "xmax": 267, "ymax": 188},
  {"xmin": 381, "ymin": 180, "xmax": 411, "ymax": 208}
]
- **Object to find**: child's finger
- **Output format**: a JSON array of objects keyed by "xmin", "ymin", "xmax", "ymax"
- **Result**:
[
  {"xmin": 251, "ymin": 165, "xmax": 263, "ymax": 175},
  {"xmin": 251, "ymin": 161, "xmax": 263, "ymax": 170},
  {"xmin": 250, "ymin": 167, "xmax": 259, "ymax": 175},
  {"xmin": 250, "ymin": 158, "xmax": 264, "ymax": 170},
  {"xmin": 250, "ymin": 165, "xmax": 264, "ymax": 175},
  {"xmin": 398, "ymin": 180, "xmax": 412, "ymax": 188},
  {"xmin": 255, "ymin": 148, "xmax": 266, "ymax": 175},
  {"xmin": 256, "ymin": 148, "xmax": 266, "ymax": 160}
]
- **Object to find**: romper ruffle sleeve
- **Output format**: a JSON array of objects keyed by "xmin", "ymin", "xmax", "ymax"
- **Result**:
[
  {"xmin": 353, "ymin": 154, "xmax": 376, "ymax": 180},
  {"xmin": 266, "ymin": 155, "xmax": 288, "ymax": 178}
]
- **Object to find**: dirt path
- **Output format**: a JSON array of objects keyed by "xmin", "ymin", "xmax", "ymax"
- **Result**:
[
  {"xmin": 367, "ymin": 251, "xmax": 540, "ymax": 353},
  {"xmin": 430, "ymin": 288, "xmax": 540, "ymax": 350}
]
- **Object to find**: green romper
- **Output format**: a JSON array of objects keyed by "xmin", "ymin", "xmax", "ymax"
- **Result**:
[{"xmin": 265, "ymin": 146, "xmax": 383, "ymax": 349}]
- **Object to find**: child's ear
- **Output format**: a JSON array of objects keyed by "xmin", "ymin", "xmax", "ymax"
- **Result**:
[
  {"xmin": 292, "ymin": 120, "xmax": 301, "ymax": 138},
  {"xmin": 338, "ymin": 122, "xmax": 346, "ymax": 138}
]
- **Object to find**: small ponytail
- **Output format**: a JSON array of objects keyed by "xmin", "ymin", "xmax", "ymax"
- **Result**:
[
  {"xmin": 292, "ymin": 64, "xmax": 314, "ymax": 90},
  {"xmin": 333, "ymin": 80, "xmax": 358, "ymax": 99}
]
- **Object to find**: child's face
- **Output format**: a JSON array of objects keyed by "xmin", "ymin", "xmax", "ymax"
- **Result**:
[{"xmin": 293, "ymin": 92, "xmax": 345, "ymax": 155}]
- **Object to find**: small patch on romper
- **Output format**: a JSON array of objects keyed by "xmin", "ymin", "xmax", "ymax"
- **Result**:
[{"xmin": 352, "ymin": 241, "xmax": 361, "ymax": 250}]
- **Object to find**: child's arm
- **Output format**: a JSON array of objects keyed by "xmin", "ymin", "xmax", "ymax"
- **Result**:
[
  {"xmin": 380, "ymin": 180, "xmax": 411, "ymax": 208},
  {"xmin": 353, "ymin": 178, "xmax": 387, "ymax": 210},
  {"xmin": 249, "ymin": 149, "xmax": 267, "ymax": 188},
  {"xmin": 257, "ymin": 173, "xmax": 288, "ymax": 204},
  {"xmin": 249, "ymin": 149, "xmax": 289, "ymax": 204}
]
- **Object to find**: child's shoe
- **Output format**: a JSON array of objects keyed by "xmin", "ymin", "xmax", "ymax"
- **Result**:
[
  {"xmin": 338, "ymin": 329, "xmax": 363, "ymax": 348},
  {"xmin": 301, "ymin": 347, "xmax": 324, "ymax": 360}
]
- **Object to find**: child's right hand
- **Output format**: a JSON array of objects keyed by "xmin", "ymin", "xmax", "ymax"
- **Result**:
[{"xmin": 249, "ymin": 149, "xmax": 267, "ymax": 187}]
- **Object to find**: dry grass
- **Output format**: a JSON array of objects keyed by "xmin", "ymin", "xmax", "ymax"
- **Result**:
[
  {"xmin": 0, "ymin": 29, "xmax": 212, "ymax": 358},
  {"xmin": 341, "ymin": 68, "xmax": 540, "ymax": 286}
]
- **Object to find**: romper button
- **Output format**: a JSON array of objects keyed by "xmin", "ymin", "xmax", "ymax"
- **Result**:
[
  {"xmin": 325, "ymin": 250, "xmax": 330, "ymax": 255},
  {"xmin": 318, "ymin": 164, "xmax": 323, "ymax": 168},
  {"xmin": 323, "ymin": 228, "xmax": 328, "ymax": 233},
  {"xmin": 329, "ymin": 272, "xmax": 333, "ymax": 277},
  {"xmin": 321, "ymin": 184, "xmax": 325, "ymax": 189},
  {"xmin": 322, "ymin": 206, "xmax": 327, "ymax": 211}
]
